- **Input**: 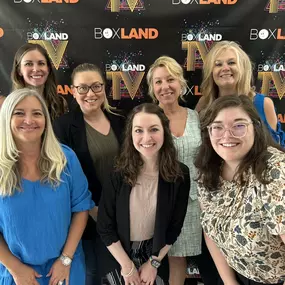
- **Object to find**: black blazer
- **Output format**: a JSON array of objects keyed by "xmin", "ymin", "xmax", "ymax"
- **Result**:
[
  {"xmin": 97, "ymin": 163, "xmax": 190, "ymax": 277},
  {"xmin": 53, "ymin": 106, "xmax": 124, "ymax": 204},
  {"xmin": 53, "ymin": 107, "xmax": 125, "ymax": 238}
]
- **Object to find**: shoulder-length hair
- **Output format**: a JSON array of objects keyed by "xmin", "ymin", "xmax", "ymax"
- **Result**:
[
  {"xmin": 115, "ymin": 103, "xmax": 183, "ymax": 185},
  {"xmin": 195, "ymin": 95, "xmax": 283, "ymax": 191},
  {"xmin": 11, "ymin": 43, "xmax": 64, "ymax": 121},
  {"xmin": 71, "ymin": 63, "xmax": 118, "ymax": 115},
  {"xmin": 199, "ymin": 41, "xmax": 256, "ymax": 112},
  {"xmin": 0, "ymin": 88, "xmax": 67, "ymax": 196},
  {"xmin": 147, "ymin": 56, "xmax": 189, "ymax": 103}
]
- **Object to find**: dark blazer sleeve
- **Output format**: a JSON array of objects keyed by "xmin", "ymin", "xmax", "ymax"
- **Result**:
[
  {"xmin": 166, "ymin": 163, "xmax": 191, "ymax": 245},
  {"xmin": 97, "ymin": 171, "xmax": 121, "ymax": 246}
]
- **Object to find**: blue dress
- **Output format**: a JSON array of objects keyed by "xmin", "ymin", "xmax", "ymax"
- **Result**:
[
  {"xmin": 0, "ymin": 144, "xmax": 95, "ymax": 285},
  {"xmin": 253, "ymin": 93, "xmax": 285, "ymax": 147}
]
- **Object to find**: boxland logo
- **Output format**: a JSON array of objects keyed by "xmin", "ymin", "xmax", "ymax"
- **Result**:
[
  {"xmin": 249, "ymin": 28, "xmax": 285, "ymax": 40},
  {"xmin": 94, "ymin": 28, "xmax": 158, "ymax": 40},
  {"xmin": 27, "ymin": 28, "xmax": 69, "ymax": 70},
  {"xmin": 181, "ymin": 28, "xmax": 222, "ymax": 71},
  {"xmin": 265, "ymin": 0, "xmax": 285, "ymax": 13},
  {"xmin": 105, "ymin": 0, "xmax": 145, "ymax": 12},
  {"xmin": 105, "ymin": 58, "xmax": 145, "ymax": 100},
  {"xmin": 14, "ymin": 0, "xmax": 78, "ymax": 3},
  {"xmin": 258, "ymin": 62, "xmax": 285, "ymax": 72},
  {"xmin": 172, "ymin": 0, "xmax": 237, "ymax": 5}
]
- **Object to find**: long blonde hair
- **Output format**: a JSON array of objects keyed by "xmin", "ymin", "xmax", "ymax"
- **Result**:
[
  {"xmin": 147, "ymin": 56, "xmax": 189, "ymax": 103},
  {"xmin": 0, "ymin": 88, "xmax": 67, "ymax": 196},
  {"xmin": 200, "ymin": 41, "xmax": 255, "ymax": 111}
]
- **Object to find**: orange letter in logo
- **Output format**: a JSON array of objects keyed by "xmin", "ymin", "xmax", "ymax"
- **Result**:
[{"xmin": 277, "ymin": 29, "xmax": 285, "ymax": 40}]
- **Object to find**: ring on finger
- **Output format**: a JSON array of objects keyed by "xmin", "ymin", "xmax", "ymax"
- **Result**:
[{"xmin": 58, "ymin": 281, "xmax": 64, "ymax": 285}]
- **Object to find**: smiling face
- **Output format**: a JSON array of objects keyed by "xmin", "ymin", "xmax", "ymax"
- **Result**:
[
  {"xmin": 18, "ymin": 49, "xmax": 49, "ymax": 87},
  {"xmin": 132, "ymin": 112, "xmax": 164, "ymax": 161},
  {"xmin": 212, "ymin": 48, "xmax": 239, "ymax": 93},
  {"xmin": 209, "ymin": 107, "xmax": 254, "ymax": 167},
  {"xmin": 72, "ymin": 71, "xmax": 105, "ymax": 115},
  {"xmin": 152, "ymin": 66, "xmax": 182, "ymax": 106},
  {"xmin": 11, "ymin": 96, "xmax": 46, "ymax": 147}
]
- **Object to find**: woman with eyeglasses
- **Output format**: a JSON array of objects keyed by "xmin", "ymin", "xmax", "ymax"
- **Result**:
[
  {"xmin": 53, "ymin": 63, "xmax": 125, "ymax": 285},
  {"xmin": 195, "ymin": 41, "xmax": 284, "ymax": 147},
  {"xmin": 195, "ymin": 94, "xmax": 285, "ymax": 285}
]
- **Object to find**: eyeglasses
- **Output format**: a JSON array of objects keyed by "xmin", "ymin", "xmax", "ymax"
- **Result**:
[
  {"xmin": 207, "ymin": 122, "xmax": 253, "ymax": 139},
  {"xmin": 73, "ymin": 83, "xmax": 104, "ymax": 95}
]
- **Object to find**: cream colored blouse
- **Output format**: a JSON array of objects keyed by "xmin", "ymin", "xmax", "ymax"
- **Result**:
[{"xmin": 130, "ymin": 172, "xmax": 158, "ymax": 242}]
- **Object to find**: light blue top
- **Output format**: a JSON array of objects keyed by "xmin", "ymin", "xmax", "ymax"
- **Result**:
[{"xmin": 0, "ymin": 144, "xmax": 95, "ymax": 284}]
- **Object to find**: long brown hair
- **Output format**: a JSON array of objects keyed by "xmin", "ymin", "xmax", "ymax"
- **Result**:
[
  {"xmin": 195, "ymin": 95, "xmax": 283, "ymax": 191},
  {"xmin": 11, "ymin": 43, "xmax": 64, "ymax": 121},
  {"xmin": 116, "ymin": 103, "xmax": 183, "ymax": 186}
]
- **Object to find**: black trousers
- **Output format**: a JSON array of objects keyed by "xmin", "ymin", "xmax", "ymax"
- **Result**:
[{"xmin": 190, "ymin": 235, "xmax": 223, "ymax": 285}]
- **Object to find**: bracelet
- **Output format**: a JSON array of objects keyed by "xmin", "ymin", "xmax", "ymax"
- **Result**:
[{"xmin": 121, "ymin": 262, "xmax": 135, "ymax": 278}]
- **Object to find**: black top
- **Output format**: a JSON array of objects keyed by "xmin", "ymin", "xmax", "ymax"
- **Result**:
[
  {"xmin": 53, "ymin": 106, "xmax": 125, "ymax": 239},
  {"xmin": 97, "ymin": 163, "xmax": 190, "ymax": 277}
]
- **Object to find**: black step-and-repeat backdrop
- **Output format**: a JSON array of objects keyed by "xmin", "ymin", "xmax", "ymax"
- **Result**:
[
  {"xmin": 0, "ymin": 0, "xmax": 285, "ymax": 118},
  {"xmin": 0, "ymin": 0, "xmax": 285, "ymax": 279}
]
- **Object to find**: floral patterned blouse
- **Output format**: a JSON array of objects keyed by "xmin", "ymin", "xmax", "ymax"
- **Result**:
[{"xmin": 198, "ymin": 147, "xmax": 285, "ymax": 284}]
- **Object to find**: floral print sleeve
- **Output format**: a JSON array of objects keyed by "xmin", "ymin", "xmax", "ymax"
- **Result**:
[
  {"xmin": 261, "ymin": 149, "xmax": 285, "ymax": 235},
  {"xmin": 197, "ymin": 179, "xmax": 211, "ymax": 210}
]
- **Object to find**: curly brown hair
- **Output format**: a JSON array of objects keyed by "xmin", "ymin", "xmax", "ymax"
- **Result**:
[
  {"xmin": 195, "ymin": 95, "xmax": 284, "ymax": 191},
  {"xmin": 115, "ymin": 103, "xmax": 183, "ymax": 186},
  {"xmin": 11, "ymin": 43, "xmax": 64, "ymax": 121}
]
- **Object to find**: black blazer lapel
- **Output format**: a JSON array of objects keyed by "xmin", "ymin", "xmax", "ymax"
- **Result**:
[{"xmin": 152, "ymin": 176, "xmax": 172, "ymax": 254}]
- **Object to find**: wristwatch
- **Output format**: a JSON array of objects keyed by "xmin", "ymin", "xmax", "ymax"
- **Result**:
[
  {"xmin": 60, "ymin": 254, "xmax": 72, "ymax": 266},
  {"xmin": 149, "ymin": 256, "xmax": 161, "ymax": 269}
]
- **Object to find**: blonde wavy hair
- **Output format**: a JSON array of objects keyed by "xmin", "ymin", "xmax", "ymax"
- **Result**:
[
  {"xmin": 200, "ymin": 41, "xmax": 256, "ymax": 111},
  {"xmin": 0, "ymin": 88, "xmax": 67, "ymax": 196},
  {"xmin": 147, "ymin": 56, "xmax": 189, "ymax": 103}
]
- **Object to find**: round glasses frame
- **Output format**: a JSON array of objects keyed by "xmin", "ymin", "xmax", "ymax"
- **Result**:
[
  {"xmin": 207, "ymin": 121, "xmax": 253, "ymax": 139},
  {"xmin": 73, "ymin": 83, "xmax": 104, "ymax": 95}
]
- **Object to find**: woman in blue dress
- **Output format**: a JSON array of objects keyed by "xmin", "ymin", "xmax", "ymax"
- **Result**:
[{"xmin": 0, "ymin": 88, "xmax": 94, "ymax": 285}]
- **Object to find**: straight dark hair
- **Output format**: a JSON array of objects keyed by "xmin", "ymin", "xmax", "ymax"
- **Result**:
[
  {"xmin": 195, "ymin": 94, "xmax": 284, "ymax": 191},
  {"xmin": 116, "ymin": 103, "xmax": 183, "ymax": 186}
]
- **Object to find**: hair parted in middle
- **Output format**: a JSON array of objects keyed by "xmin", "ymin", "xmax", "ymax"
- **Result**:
[
  {"xmin": 200, "ymin": 41, "xmax": 256, "ymax": 111},
  {"xmin": 0, "ymin": 88, "xmax": 67, "ymax": 197},
  {"xmin": 147, "ymin": 56, "xmax": 189, "ymax": 103},
  {"xmin": 115, "ymin": 103, "xmax": 183, "ymax": 186},
  {"xmin": 11, "ymin": 43, "xmax": 64, "ymax": 121},
  {"xmin": 194, "ymin": 94, "xmax": 283, "ymax": 192},
  {"xmin": 71, "ymin": 63, "xmax": 118, "ymax": 115}
]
